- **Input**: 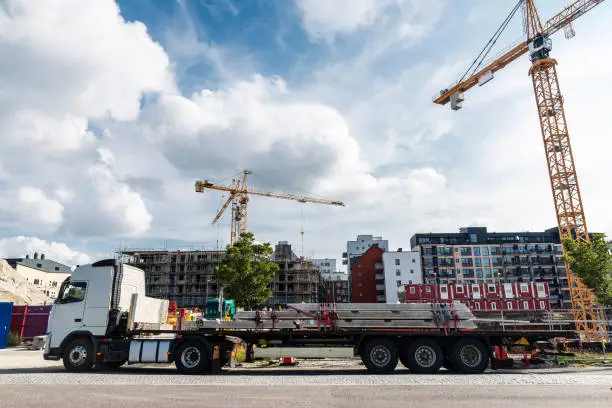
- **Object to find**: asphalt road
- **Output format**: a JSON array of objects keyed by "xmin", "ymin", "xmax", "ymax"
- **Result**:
[
  {"xmin": 0, "ymin": 384, "xmax": 610, "ymax": 408},
  {"xmin": 1, "ymin": 349, "xmax": 611, "ymax": 407}
]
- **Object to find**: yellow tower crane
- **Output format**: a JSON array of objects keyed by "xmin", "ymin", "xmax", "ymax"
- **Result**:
[
  {"xmin": 434, "ymin": 0, "xmax": 607, "ymax": 340},
  {"xmin": 195, "ymin": 169, "xmax": 345, "ymax": 245}
]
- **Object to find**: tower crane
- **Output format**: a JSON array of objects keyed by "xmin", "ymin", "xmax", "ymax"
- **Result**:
[
  {"xmin": 195, "ymin": 169, "xmax": 345, "ymax": 245},
  {"xmin": 434, "ymin": 0, "xmax": 607, "ymax": 340}
]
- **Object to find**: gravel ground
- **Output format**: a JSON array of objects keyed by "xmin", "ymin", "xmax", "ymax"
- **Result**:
[{"xmin": 1, "ymin": 347, "xmax": 611, "ymax": 386}]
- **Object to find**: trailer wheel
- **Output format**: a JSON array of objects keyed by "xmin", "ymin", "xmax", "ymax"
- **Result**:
[
  {"xmin": 175, "ymin": 340, "xmax": 210, "ymax": 375},
  {"xmin": 360, "ymin": 338, "xmax": 399, "ymax": 374},
  {"xmin": 404, "ymin": 338, "xmax": 443, "ymax": 374},
  {"xmin": 449, "ymin": 338, "xmax": 489, "ymax": 374},
  {"xmin": 62, "ymin": 338, "xmax": 94, "ymax": 372}
]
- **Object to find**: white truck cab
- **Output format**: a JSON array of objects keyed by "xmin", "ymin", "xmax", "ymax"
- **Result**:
[{"xmin": 44, "ymin": 259, "xmax": 168, "ymax": 371}]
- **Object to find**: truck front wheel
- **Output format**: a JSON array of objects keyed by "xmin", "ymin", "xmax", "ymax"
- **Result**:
[
  {"xmin": 62, "ymin": 338, "xmax": 94, "ymax": 372},
  {"xmin": 175, "ymin": 340, "xmax": 210, "ymax": 375}
]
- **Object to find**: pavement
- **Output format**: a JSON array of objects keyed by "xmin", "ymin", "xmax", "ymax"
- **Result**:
[{"xmin": 1, "ymin": 347, "xmax": 611, "ymax": 407}]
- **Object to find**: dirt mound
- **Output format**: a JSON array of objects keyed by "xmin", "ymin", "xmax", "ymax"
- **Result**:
[{"xmin": 0, "ymin": 259, "xmax": 52, "ymax": 305}]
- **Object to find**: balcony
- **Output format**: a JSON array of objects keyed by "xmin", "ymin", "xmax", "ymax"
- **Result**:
[
  {"xmin": 375, "ymin": 263, "xmax": 384, "ymax": 270},
  {"xmin": 375, "ymin": 274, "xmax": 385, "ymax": 280},
  {"xmin": 376, "ymin": 295, "xmax": 386, "ymax": 302},
  {"xmin": 376, "ymin": 284, "xmax": 386, "ymax": 291}
]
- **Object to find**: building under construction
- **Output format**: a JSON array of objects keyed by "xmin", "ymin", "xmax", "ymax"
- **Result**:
[
  {"xmin": 119, "ymin": 241, "xmax": 321, "ymax": 308},
  {"xmin": 119, "ymin": 249, "xmax": 225, "ymax": 308},
  {"xmin": 269, "ymin": 241, "xmax": 321, "ymax": 305}
]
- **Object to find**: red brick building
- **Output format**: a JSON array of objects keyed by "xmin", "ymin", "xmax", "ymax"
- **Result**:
[{"xmin": 351, "ymin": 245, "xmax": 385, "ymax": 303}]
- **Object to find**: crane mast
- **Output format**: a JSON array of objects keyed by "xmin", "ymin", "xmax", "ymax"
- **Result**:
[
  {"xmin": 195, "ymin": 169, "xmax": 345, "ymax": 245},
  {"xmin": 434, "ymin": 0, "xmax": 607, "ymax": 340}
]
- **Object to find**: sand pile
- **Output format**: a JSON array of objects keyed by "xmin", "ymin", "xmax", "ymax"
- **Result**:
[{"xmin": 0, "ymin": 259, "xmax": 52, "ymax": 305}]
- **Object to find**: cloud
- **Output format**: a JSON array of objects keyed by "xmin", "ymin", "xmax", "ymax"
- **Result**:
[
  {"xmin": 0, "ymin": 0, "xmax": 172, "ymax": 239},
  {"xmin": 295, "ymin": 0, "xmax": 442, "ymax": 41},
  {"xmin": 0, "ymin": 236, "xmax": 94, "ymax": 267}
]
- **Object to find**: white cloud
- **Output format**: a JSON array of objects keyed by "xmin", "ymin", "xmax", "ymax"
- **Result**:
[
  {"xmin": 0, "ymin": 187, "xmax": 64, "ymax": 231},
  {"xmin": 0, "ymin": 0, "xmax": 171, "ymax": 238},
  {"xmin": 0, "ymin": 236, "xmax": 94, "ymax": 267},
  {"xmin": 295, "ymin": 0, "xmax": 439, "ymax": 41}
]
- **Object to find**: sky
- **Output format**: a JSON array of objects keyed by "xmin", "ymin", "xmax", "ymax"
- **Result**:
[{"xmin": 0, "ymin": 0, "xmax": 610, "ymax": 270}]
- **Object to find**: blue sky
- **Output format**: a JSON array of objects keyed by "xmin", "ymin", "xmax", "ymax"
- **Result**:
[{"xmin": 0, "ymin": 0, "xmax": 610, "ymax": 267}]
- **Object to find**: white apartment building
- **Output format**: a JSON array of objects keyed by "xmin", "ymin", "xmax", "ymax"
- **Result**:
[
  {"xmin": 313, "ymin": 258, "xmax": 337, "ymax": 278},
  {"xmin": 5, "ymin": 254, "xmax": 71, "ymax": 299},
  {"xmin": 343, "ymin": 235, "xmax": 389, "ymax": 270},
  {"xmin": 382, "ymin": 249, "xmax": 422, "ymax": 304}
]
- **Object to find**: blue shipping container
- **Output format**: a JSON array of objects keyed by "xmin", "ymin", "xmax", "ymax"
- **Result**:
[{"xmin": 0, "ymin": 302, "xmax": 14, "ymax": 349}]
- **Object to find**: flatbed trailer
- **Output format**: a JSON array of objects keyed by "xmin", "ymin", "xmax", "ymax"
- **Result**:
[{"xmin": 43, "ymin": 260, "xmax": 577, "ymax": 375}]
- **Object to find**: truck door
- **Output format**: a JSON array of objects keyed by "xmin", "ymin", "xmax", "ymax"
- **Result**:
[{"xmin": 47, "ymin": 279, "xmax": 88, "ymax": 349}]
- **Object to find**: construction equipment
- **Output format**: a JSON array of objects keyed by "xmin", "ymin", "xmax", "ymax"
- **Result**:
[
  {"xmin": 434, "ymin": 0, "xmax": 607, "ymax": 340},
  {"xmin": 195, "ymin": 169, "xmax": 345, "ymax": 245}
]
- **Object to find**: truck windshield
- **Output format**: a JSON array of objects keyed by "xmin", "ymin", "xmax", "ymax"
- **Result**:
[{"xmin": 56, "ymin": 279, "xmax": 87, "ymax": 304}]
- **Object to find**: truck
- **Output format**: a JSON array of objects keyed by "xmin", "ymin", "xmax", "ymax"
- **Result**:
[{"xmin": 44, "ymin": 259, "xmax": 574, "ymax": 374}]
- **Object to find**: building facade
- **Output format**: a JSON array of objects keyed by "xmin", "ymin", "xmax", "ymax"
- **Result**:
[
  {"xmin": 270, "ymin": 242, "xmax": 320, "ymax": 305},
  {"xmin": 313, "ymin": 258, "xmax": 337, "ymax": 279},
  {"xmin": 5, "ymin": 253, "xmax": 71, "ymax": 299},
  {"xmin": 121, "ymin": 249, "xmax": 225, "ymax": 308},
  {"xmin": 382, "ymin": 249, "xmax": 422, "ymax": 304},
  {"xmin": 320, "ymin": 273, "xmax": 350, "ymax": 303},
  {"xmin": 343, "ymin": 235, "xmax": 388, "ymax": 270},
  {"xmin": 350, "ymin": 245, "xmax": 385, "ymax": 303},
  {"xmin": 409, "ymin": 226, "xmax": 587, "ymax": 309}
]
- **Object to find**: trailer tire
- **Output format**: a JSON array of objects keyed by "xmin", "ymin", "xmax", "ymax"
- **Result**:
[
  {"xmin": 62, "ymin": 338, "xmax": 94, "ymax": 372},
  {"xmin": 404, "ymin": 338, "xmax": 443, "ymax": 374},
  {"xmin": 175, "ymin": 340, "xmax": 210, "ymax": 375},
  {"xmin": 448, "ymin": 338, "xmax": 489, "ymax": 374},
  {"xmin": 361, "ymin": 338, "xmax": 399, "ymax": 374}
]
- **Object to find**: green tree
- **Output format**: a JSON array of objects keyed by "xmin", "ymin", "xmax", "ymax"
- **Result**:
[
  {"xmin": 562, "ymin": 234, "xmax": 612, "ymax": 306},
  {"xmin": 214, "ymin": 232, "xmax": 279, "ymax": 309}
]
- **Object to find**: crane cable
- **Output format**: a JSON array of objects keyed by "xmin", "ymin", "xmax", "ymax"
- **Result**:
[{"xmin": 458, "ymin": 0, "xmax": 524, "ymax": 84}]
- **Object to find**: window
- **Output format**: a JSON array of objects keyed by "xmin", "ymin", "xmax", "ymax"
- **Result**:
[
  {"xmin": 472, "ymin": 285, "xmax": 480, "ymax": 293},
  {"xmin": 395, "ymin": 259, "xmax": 400, "ymax": 265},
  {"xmin": 523, "ymin": 301, "xmax": 529, "ymax": 309},
  {"xmin": 409, "ymin": 280, "xmax": 413, "ymax": 284},
  {"xmin": 474, "ymin": 303, "xmax": 481, "ymax": 310},
  {"xmin": 425, "ymin": 287, "xmax": 432, "ymax": 293},
  {"xmin": 410, "ymin": 287, "xmax": 416, "ymax": 294},
  {"xmin": 539, "ymin": 301, "xmax": 545, "ymax": 309},
  {"xmin": 488, "ymin": 284, "xmax": 496, "ymax": 293},
  {"xmin": 475, "ymin": 258, "xmax": 482, "ymax": 267},
  {"xmin": 33, "ymin": 279, "xmax": 40, "ymax": 285},
  {"xmin": 410, "ymin": 269, "xmax": 414, "ymax": 274},
  {"xmin": 482, "ymin": 247, "xmax": 489, "ymax": 256},
  {"xmin": 476, "ymin": 269, "xmax": 483, "ymax": 278},
  {"xmin": 396, "ymin": 280, "xmax": 402, "ymax": 287},
  {"xmin": 360, "ymin": 293, "xmax": 363, "ymax": 297},
  {"xmin": 507, "ymin": 302, "xmax": 513, "ymax": 310},
  {"xmin": 57, "ymin": 281, "xmax": 87, "ymax": 304},
  {"xmin": 456, "ymin": 286, "xmax": 464, "ymax": 294},
  {"xmin": 358, "ymin": 282, "xmax": 363, "ymax": 287},
  {"xmin": 474, "ymin": 247, "xmax": 481, "ymax": 256},
  {"xmin": 412, "ymin": 258, "xmax": 416, "ymax": 263},
  {"xmin": 396, "ymin": 270, "xmax": 401, "ymax": 276},
  {"xmin": 441, "ymin": 286, "xmax": 447, "ymax": 293},
  {"xmin": 37, "ymin": 263, "xmax": 42, "ymax": 268},
  {"xmin": 483, "ymin": 258, "xmax": 490, "ymax": 266},
  {"xmin": 491, "ymin": 303, "xmax": 497, "ymax": 310},
  {"xmin": 520, "ymin": 283, "xmax": 529, "ymax": 293},
  {"xmin": 484, "ymin": 268, "xmax": 492, "ymax": 278}
]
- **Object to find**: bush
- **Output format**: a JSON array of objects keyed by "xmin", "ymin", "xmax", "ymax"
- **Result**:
[{"xmin": 7, "ymin": 332, "xmax": 20, "ymax": 347}]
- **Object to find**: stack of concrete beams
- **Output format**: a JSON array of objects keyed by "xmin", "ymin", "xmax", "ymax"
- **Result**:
[{"xmin": 187, "ymin": 302, "xmax": 478, "ymax": 330}]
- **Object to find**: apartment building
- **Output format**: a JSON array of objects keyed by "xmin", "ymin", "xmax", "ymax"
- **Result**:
[
  {"xmin": 313, "ymin": 258, "xmax": 337, "ymax": 279},
  {"xmin": 382, "ymin": 249, "xmax": 422, "ymax": 304},
  {"xmin": 270, "ymin": 241, "xmax": 320, "ymax": 305},
  {"xmin": 5, "ymin": 253, "xmax": 71, "ymax": 299},
  {"xmin": 409, "ymin": 226, "xmax": 591, "ymax": 309},
  {"xmin": 343, "ymin": 235, "xmax": 388, "ymax": 270},
  {"xmin": 350, "ymin": 245, "xmax": 385, "ymax": 303}
]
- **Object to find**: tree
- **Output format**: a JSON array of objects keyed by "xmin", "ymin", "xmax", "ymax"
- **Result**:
[
  {"xmin": 562, "ymin": 234, "xmax": 612, "ymax": 306},
  {"xmin": 214, "ymin": 232, "xmax": 279, "ymax": 310}
]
